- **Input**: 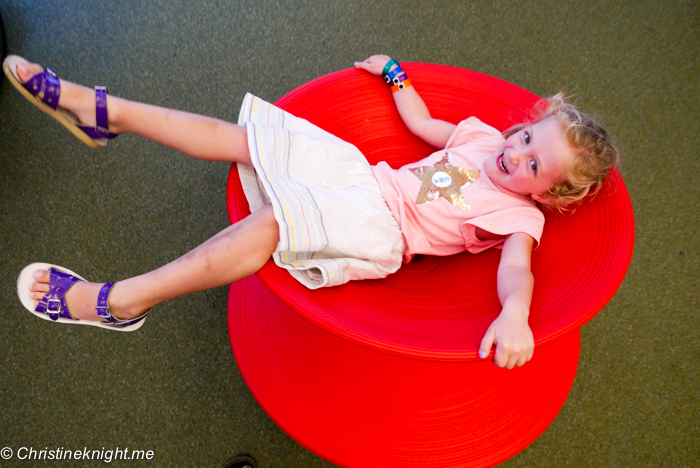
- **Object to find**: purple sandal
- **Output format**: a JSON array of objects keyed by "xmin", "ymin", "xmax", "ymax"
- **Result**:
[
  {"xmin": 17, "ymin": 263, "xmax": 148, "ymax": 332},
  {"xmin": 3, "ymin": 55, "xmax": 119, "ymax": 148}
]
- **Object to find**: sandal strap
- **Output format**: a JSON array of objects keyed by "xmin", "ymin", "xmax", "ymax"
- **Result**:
[
  {"xmin": 109, "ymin": 312, "xmax": 149, "ymax": 329},
  {"xmin": 95, "ymin": 282, "xmax": 150, "ymax": 329},
  {"xmin": 76, "ymin": 86, "xmax": 118, "ymax": 140},
  {"xmin": 35, "ymin": 268, "xmax": 80, "ymax": 321},
  {"xmin": 94, "ymin": 86, "xmax": 111, "ymax": 137},
  {"xmin": 24, "ymin": 67, "xmax": 61, "ymax": 110},
  {"xmin": 95, "ymin": 282, "xmax": 116, "ymax": 320}
]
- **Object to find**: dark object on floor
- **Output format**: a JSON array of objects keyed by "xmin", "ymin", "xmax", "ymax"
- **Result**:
[{"xmin": 222, "ymin": 455, "xmax": 256, "ymax": 468}]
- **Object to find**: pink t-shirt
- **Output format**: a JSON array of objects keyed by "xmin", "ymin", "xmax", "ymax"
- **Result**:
[{"xmin": 372, "ymin": 117, "xmax": 545, "ymax": 262}]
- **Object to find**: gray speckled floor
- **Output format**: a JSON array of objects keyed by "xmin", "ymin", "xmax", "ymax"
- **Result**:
[{"xmin": 0, "ymin": 0, "xmax": 697, "ymax": 466}]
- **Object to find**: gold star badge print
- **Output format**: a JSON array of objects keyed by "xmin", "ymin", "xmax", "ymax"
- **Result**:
[{"xmin": 409, "ymin": 153, "xmax": 480, "ymax": 210}]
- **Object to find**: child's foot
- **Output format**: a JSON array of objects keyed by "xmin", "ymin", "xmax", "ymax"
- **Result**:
[
  {"xmin": 15, "ymin": 61, "xmax": 107, "ymax": 131},
  {"xmin": 5, "ymin": 55, "xmax": 120, "ymax": 146},
  {"xmin": 28, "ymin": 269, "xmax": 146, "ymax": 322}
]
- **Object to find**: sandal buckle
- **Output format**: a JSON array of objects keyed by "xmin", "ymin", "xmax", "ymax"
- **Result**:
[
  {"xmin": 96, "ymin": 305, "xmax": 112, "ymax": 319},
  {"xmin": 94, "ymin": 125, "xmax": 111, "ymax": 137},
  {"xmin": 46, "ymin": 299, "xmax": 62, "ymax": 313}
]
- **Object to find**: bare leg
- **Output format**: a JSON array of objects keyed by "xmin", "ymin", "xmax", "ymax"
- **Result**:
[
  {"xmin": 16, "ymin": 62, "xmax": 252, "ymax": 164},
  {"xmin": 29, "ymin": 205, "xmax": 279, "ymax": 321},
  {"xmin": 16, "ymin": 61, "xmax": 279, "ymax": 321}
]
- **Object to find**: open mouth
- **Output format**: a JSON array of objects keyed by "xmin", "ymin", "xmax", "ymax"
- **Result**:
[{"xmin": 498, "ymin": 154, "xmax": 509, "ymax": 174}]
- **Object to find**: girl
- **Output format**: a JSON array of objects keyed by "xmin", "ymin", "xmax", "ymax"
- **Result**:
[{"xmin": 8, "ymin": 54, "xmax": 618, "ymax": 369}]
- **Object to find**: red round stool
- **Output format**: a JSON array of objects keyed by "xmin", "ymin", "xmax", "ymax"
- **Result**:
[{"xmin": 227, "ymin": 64, "xmax": 634, "ymax": 467}]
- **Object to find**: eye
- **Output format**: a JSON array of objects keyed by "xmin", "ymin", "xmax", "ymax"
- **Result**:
[
  {"xmin": 530, "ymin": 159, "xmax": 538, "ymax": 173},
  {"xmin": 524, "ymin": 131, "xmax": 531, "ymax": 144}
]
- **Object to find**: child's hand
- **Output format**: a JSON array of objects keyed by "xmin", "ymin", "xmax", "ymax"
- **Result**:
[
  {"xmin": 354, "ymin": 55, "xmax": 395, "ymax": 76},
  {"xmin": 478, "ymin": 306, "xmax": 535, "ymax": 369}
]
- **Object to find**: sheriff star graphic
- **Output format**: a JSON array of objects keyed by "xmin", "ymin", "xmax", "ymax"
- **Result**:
[{"xmin": 409, "ymin": 153, "xmax": 480, "ymax": 210}]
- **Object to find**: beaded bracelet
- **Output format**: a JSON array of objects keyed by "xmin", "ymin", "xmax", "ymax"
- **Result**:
[{"xmin": 391, "ymin": 79, "xmax": 412, "ymax": 93}]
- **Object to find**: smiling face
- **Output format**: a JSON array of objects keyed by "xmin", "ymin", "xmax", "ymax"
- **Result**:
[{"xmin": 484, "ymin": 116, "xmax": 575, "ymax": 204}]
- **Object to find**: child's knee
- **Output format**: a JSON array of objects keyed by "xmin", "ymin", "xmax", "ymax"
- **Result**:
[
  {"xmin": 255, "ymin": 205, "xmax": 280, "ymax": 240},
  {"xmin": 231, "ymin": 124, "xmax": 253, "ymax": 165}
]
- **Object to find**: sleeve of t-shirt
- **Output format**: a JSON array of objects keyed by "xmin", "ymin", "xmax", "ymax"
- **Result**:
[
  {"xmin": 460, "ymin": 206, "xmax": 545, "ymax": 254},
  {"xmin": 445, "ymin": 117, "xmax": 503, "ymax": 149}
]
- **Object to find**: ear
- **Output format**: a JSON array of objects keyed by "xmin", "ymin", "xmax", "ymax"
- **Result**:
[{"xmin": 531, "ymin": 192, "xmax": 556, "ymax": 205}]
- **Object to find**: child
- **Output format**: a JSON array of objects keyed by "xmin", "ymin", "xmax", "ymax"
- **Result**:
[{"xmin": 7, "ymin": 54, "xmax": 618, "ymax": 369}]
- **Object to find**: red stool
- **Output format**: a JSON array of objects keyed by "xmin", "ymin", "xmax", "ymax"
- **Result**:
[{"xmin": 227, "ymin": 64, "xmax": 634, "ymax": 467}]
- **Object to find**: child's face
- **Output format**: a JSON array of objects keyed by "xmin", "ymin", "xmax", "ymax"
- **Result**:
[{"xmin": 484, "ymin": 116, "xmax": 574, "ymax": 204}]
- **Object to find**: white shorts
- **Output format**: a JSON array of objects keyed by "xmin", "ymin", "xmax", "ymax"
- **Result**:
[{"xmin": 237, "ymin": 93, "xmax": 405, "ymax": 289}]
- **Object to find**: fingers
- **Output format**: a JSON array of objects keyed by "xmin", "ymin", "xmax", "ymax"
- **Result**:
[
  {"xmin": 353, "ymin": 58, "xmax": 378, "ymax": 72},
  {"xmin": 479, "ymin": 325, "xmax": 495, "ymax": 359},
  {"xmin": 481, "ymin": 337, "xmax": 534, "ymax": 369},
  {"xmin": 358, "ymin": 54, "xmax": 390, "ymax": 64},
  {"xmin": 353, "ymin": 55, "xmax": 393, "ymax": 75},
  {"xmin": 353, "ymin": 60, "xmax": 371, "ymax": 71},
  {"xmin": 479, "ymin": 324, "xmax": 533, "ymax": 368},
  {"xmin": 493, "ymin": 344, "xmax": 534, "ymax": 369}
]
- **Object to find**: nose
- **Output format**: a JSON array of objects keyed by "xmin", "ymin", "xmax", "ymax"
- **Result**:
[{"xmin": 509, "ymin": 148, "xmax": 525, "ymax": 165}]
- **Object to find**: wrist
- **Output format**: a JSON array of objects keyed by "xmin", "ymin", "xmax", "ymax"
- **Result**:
[
  {"xmin": 500, "ymin": 299, "xmax": 530, "ymax": 320},
  {"xmin": 382, "ymin": 60, "xmax": 412, "ymax": 93},
  {"xmin": 382, "ymin": 58, "xmax": 399, "ymax": 76}
]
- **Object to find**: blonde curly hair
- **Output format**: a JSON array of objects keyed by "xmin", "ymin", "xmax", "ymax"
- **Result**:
[{"xmin": 505, "ymin": 93, "xmax": 620, "ymax": 210}]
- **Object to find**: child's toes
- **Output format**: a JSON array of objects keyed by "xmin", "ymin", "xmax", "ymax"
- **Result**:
[
  {"xmin": 33, "ymin": 269, "xmax": 51, "ymax": 283},
  {"xmin": 30, "ymin": 282, "xmax": 49, "ymax": 293},
  {"xmin": 28, "ymin": 270, "xmax": 51, "ymax": 301},
  {"xmin": 16, "ymin": 62, "xmax": 44, "ymax": 84},
  {"xmin": 30, "ymin": 281, "xmax": 49, "ymax": 301}
]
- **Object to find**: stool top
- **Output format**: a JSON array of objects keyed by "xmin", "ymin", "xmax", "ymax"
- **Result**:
[{"xmin": 227, "ymin": 63, "xmax": 634, "ymax": 361}]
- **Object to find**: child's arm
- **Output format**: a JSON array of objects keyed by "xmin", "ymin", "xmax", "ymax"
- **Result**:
[
  {"xmin": 478, "ymin": 232, "xmax": 536, "ymax": 368},
  {"xmin": 354, "ymin": 55, "xmax": 456, "ymax": 148}
]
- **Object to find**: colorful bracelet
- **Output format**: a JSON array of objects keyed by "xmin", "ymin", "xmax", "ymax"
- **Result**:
[
  {"xmin": 385, "ymin": 66, "xmax": 405, "ymax": 84},
  {"xmin": 382, "ymin": 59, "xmax": 399, "ymax": 78},
  {"xmin": 391, "ymin": 72, "xmax": 409, "ymax": 86},
  {"xmin": 391, "ymin": 79, "xmax": 412, "ymax": 93}
]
